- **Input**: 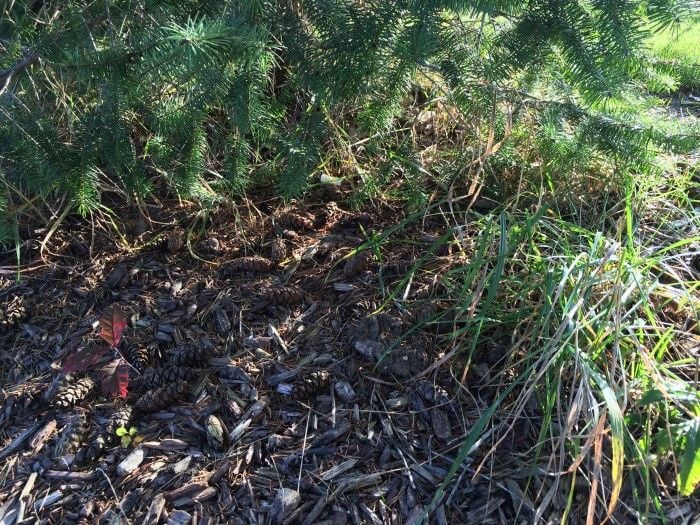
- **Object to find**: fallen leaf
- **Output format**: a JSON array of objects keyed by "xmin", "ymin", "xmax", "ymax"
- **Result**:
[
  {"xmin": 99, "ymin": 359, "xmax": 130, "ymax": 398},
  {"xmin": 99, "ymin": 305, "xmax": 127, "ymax": 348},
  {"xmin": 62, "ymin": 345, "xmax": 112, "ymax": 373}
]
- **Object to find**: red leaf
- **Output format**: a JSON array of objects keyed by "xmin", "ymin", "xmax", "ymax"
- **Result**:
[
  {"xmin": 62, "ymin": 345, "xmax": 112, "ymax": 373},
  {"xmin": 99, "ymin": 359, "xmax": 130, "ymax": 398},
  {"xmin": 99, "ymin": 306, "xmax": 127, "ymax": 348}
]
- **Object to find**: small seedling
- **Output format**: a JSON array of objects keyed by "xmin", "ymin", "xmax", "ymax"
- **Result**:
[{"xmin": 116, "ymin": 426, "xmax": 141, "ymax": 448}]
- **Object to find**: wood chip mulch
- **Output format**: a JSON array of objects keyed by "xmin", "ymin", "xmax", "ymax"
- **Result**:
[{"xmin": 0, "ymin": 191, "xmax": 531, "ymax": 525}]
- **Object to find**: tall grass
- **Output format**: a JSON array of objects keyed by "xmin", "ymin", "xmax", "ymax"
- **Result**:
[{"xmin": 375, "ymin": 166, "xmax": 699, "ymax": 521}]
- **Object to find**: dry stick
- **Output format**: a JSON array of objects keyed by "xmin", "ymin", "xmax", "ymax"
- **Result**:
[
  {"xmin": 296, "ymin": 407, "xmax": 313, "ymax": 494},
  {"xmin": 97, "ymin": 467, "xmax": 130, "ymax": 524},
  {"xmin": 0, "ymin": 51, "xmax": 38, "ymax": 96},
  {"xmin": 38, "ymin": 204, "xmax": 70, "ymax": 258}
]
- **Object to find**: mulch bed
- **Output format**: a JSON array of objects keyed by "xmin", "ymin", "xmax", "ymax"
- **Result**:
[{"xmin": 0, "ymin": 189, "xmax": 529, "ymax": 525}]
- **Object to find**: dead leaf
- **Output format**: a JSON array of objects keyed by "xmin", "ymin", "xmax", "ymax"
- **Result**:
[
  {"xmin": 62, "ymin": 345, "xmax": 112, "ymax": 373},
  {"xmin": 99, "ymin": 305, "xmax": 127, "ymax": 348}
]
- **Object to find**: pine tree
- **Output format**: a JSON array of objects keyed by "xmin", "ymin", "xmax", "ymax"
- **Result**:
[{"xmin": 0, "ymin": 1, "xmax": 697, "ymax": 244}]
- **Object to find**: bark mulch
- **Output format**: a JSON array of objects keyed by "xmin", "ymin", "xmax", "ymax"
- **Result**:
[{"xmin": 0, "ymin": 191, "xmax": 527, "ymax": 525}]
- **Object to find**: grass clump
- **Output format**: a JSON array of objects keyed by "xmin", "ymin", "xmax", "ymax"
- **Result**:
[{"xmin": 381, "ymin": 168, "xmax": 698, "ymax": 520}]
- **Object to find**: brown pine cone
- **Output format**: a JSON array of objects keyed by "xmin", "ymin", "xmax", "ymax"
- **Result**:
[
  {"xmin": 258, "ymin": 285, "xmax": 305, "ymax": 305},
  {"xmin": 55, "ymin": 377, "xmax": 95, "ymax": 408},
  {"xmin": 53, "ymin": 412, "xmax": 88, "ymax": 456},
  {"xmin": 168, "ymin": 343, "xmax": 214, "ymax": 366},
  {"xmin": 0, "ymin": 294, "xmax": 27, "ymax": 332},
  {"xmin": 138, "ymin": 366, "xmax": 201, "ymax": 388},
  {"xmin": 166, "ymin": 229, "xmax": 184, "ymax": 254},
  {"xmin": 221, "ymin": 256, "xmax": 273, "ymax": 276},
  {"xmin": 269, "ymin": 238, "xmax": 287, "ymax": 262},
  {"xmin": 109, "ymin": 405, "xmax": 134, "ymax": 433},
  {"xmin": 277, "ymin": 370, "xmax": 331, "ymax": 400},
  {"xmin": 125, "ymin": 344, "xmax": 153, "ymax": 371},
  {"xmin": 135, "ymin": 380, "xmax": 189, "ymax": 412},
  {"xmin": 343, "ymin": 250, "xmax": 373, "ymax": 277},
  {"xmin": 276, "ymin": 211, "xmax": 314, "ymax": 231},
  {"xmin": 84, "ymin": 405, "xmax": 133, "ymax": 462}
]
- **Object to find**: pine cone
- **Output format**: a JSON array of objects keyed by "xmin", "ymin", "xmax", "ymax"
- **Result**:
[
  {"xmin": 135, "ymin": 380, "xmax": 189, "ymax": 412},
  {"xmin": 108, "ymin": 405, "xmax": 134, "ymax": 433},
  {"xmin": 343, "ymin": 250, "xmax": 373, "ymax": 277},
  {"xmin": 335, "ymin": 212, "xmax": 372, "ymax": 232},
  {"xmin": 55, "ymin": 377, "xmax": 95, "ymax": 408},
  {"xmin": 168, "ymin": 343, "xmax": 214, "ymax": 366},
  {"xmin": 138, "ymin": 366, "xmax": 201, "ymax": 388},
  {"xmin": 125, "ymin": 344, "xmax": 153, "ymax": 371},
  {"xmin": 317, "ymin": 201, "xmax": 341, "ymax": 228},
  {"xmin": 270, "ymin": 238, "xmax": 287, "ymax": 262},
  {"xmin": 198, "ymin": 236, "xmax": 222, "ymax": 256},
  {"xmin": 53, "ymin": 412, "xmax": 88, "ymax": 456},
  {"xmin": 84, "ymin": 405, "xmax": 133, "ymax": 462},
  {"xmin": 277, "ymin": 370, "xmax": 331, "ymax": 400},
  {"xmin": 276, "ymin": 211, "xmax": 314, "ymax": 231},
  {"xmin": 258, "ymin": 285, "xmax": 305, "ymax": 305},
  {"xmin": 221, "ymin": 256, "xmax": 273, "ymax": 276},
  {"xmin": 166, "ymin": 229, "xmax": 184, "ymax": 254},
  {"xmin": 0, "ymin": 294, "xmax": 27, "ymax": 332}
]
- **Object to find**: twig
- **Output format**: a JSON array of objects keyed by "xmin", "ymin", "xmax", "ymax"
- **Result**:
[{"xmin": 0, "ymin": 51, "xmax": 38, "ymax": 96}]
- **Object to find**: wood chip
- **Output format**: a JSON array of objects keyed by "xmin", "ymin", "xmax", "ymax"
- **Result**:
[
  {"xmin": 166, "ymin": 482, "xmax": 209, "ymax": 501},
  {"xmin": 404, "ymin": 505, "xmax": 425, "ymax": 525},
  {"xmin": 319, "ymin": 459, "xmax": 358, "ymax": 482},
  {"xmin": 117, "ymin": 447, "xmax": 146, "ymax": 476},
  {"xmin": 144, "ymin": 494, "xmax": 166, "ymax": 525},
  {"xmin": 229, "ymin": 418, "xmax": 251, "ymax": 443},
  {"xmin": 354, "ymin": 339, "xmax": 383, "ymax": 361},
  {"xmin": 268, "ymin": 324, "xmax": 289, "ymax": 354},
  {"xmin": 16, "ymin": 472, "xmax": 37, "ymax": 523},
  {"xmin": 431, "ymin": 408, "xmax": 451, "ymax": 441},
  {"xmin": 270, "ymin": 488, "xmax": 300, "ymax": 525},
  {"xmin": 208, "ymin": 458, "xmax": 230, "ymax": 485},
  {"xmin": 34, "ymin": 490, "xmax": 62, "ymax": 511},
  {"xmin": 0, "ymin": 422, "xmax": 42, "ymax": 461},
  {"xmin": 311, "ymin": 421, "xmax": 351, "ymax": 447},
  {"xmin": 43, "ymin": 470, "xmax": 96, "ymax": 482},
  {"xmin": 173, "ymin": 487, "xmax": 217, "ymax": 507},
  {"xmin": 141, "ymin": 438, "xmax": 188, "ymax": 450},
  {"xmin": 171, "ymin": 455, "xmax": 193, "ymax": 475},
  {"xmin": 29, "ymin": 419, "xmax": 56, "ymax": 454},
  {"xmin": 166, "ymin": 509, "xmax": 192, "ymax": 525}
]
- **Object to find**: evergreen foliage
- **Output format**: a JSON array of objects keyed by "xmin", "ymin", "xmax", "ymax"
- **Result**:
[{"xmin": 0, "ymin": 1, "xmax": 698, "ymax": 241}]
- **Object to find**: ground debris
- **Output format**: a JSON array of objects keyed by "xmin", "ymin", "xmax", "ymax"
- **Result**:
[
  {"xmin": 135, "ymin": 380, "xmax": 190, "ymax": 412},
  {"xmin": 0, "ymin": 196, "xmax": 555, "ymax": 525},
  {"xmin": 54, "ymin": 377, "xmax": 95, "ymax": 407},
  {"xmin": 256, "ymin": 285, "xmax": 305, "ymax": 305},
  {"xmin": 221, "ymin": 256, "xmax": 274, "ymax": 275},
  {"xmin": 117, "ymin": 447, "xmax": 146, "ymax": 476}
]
